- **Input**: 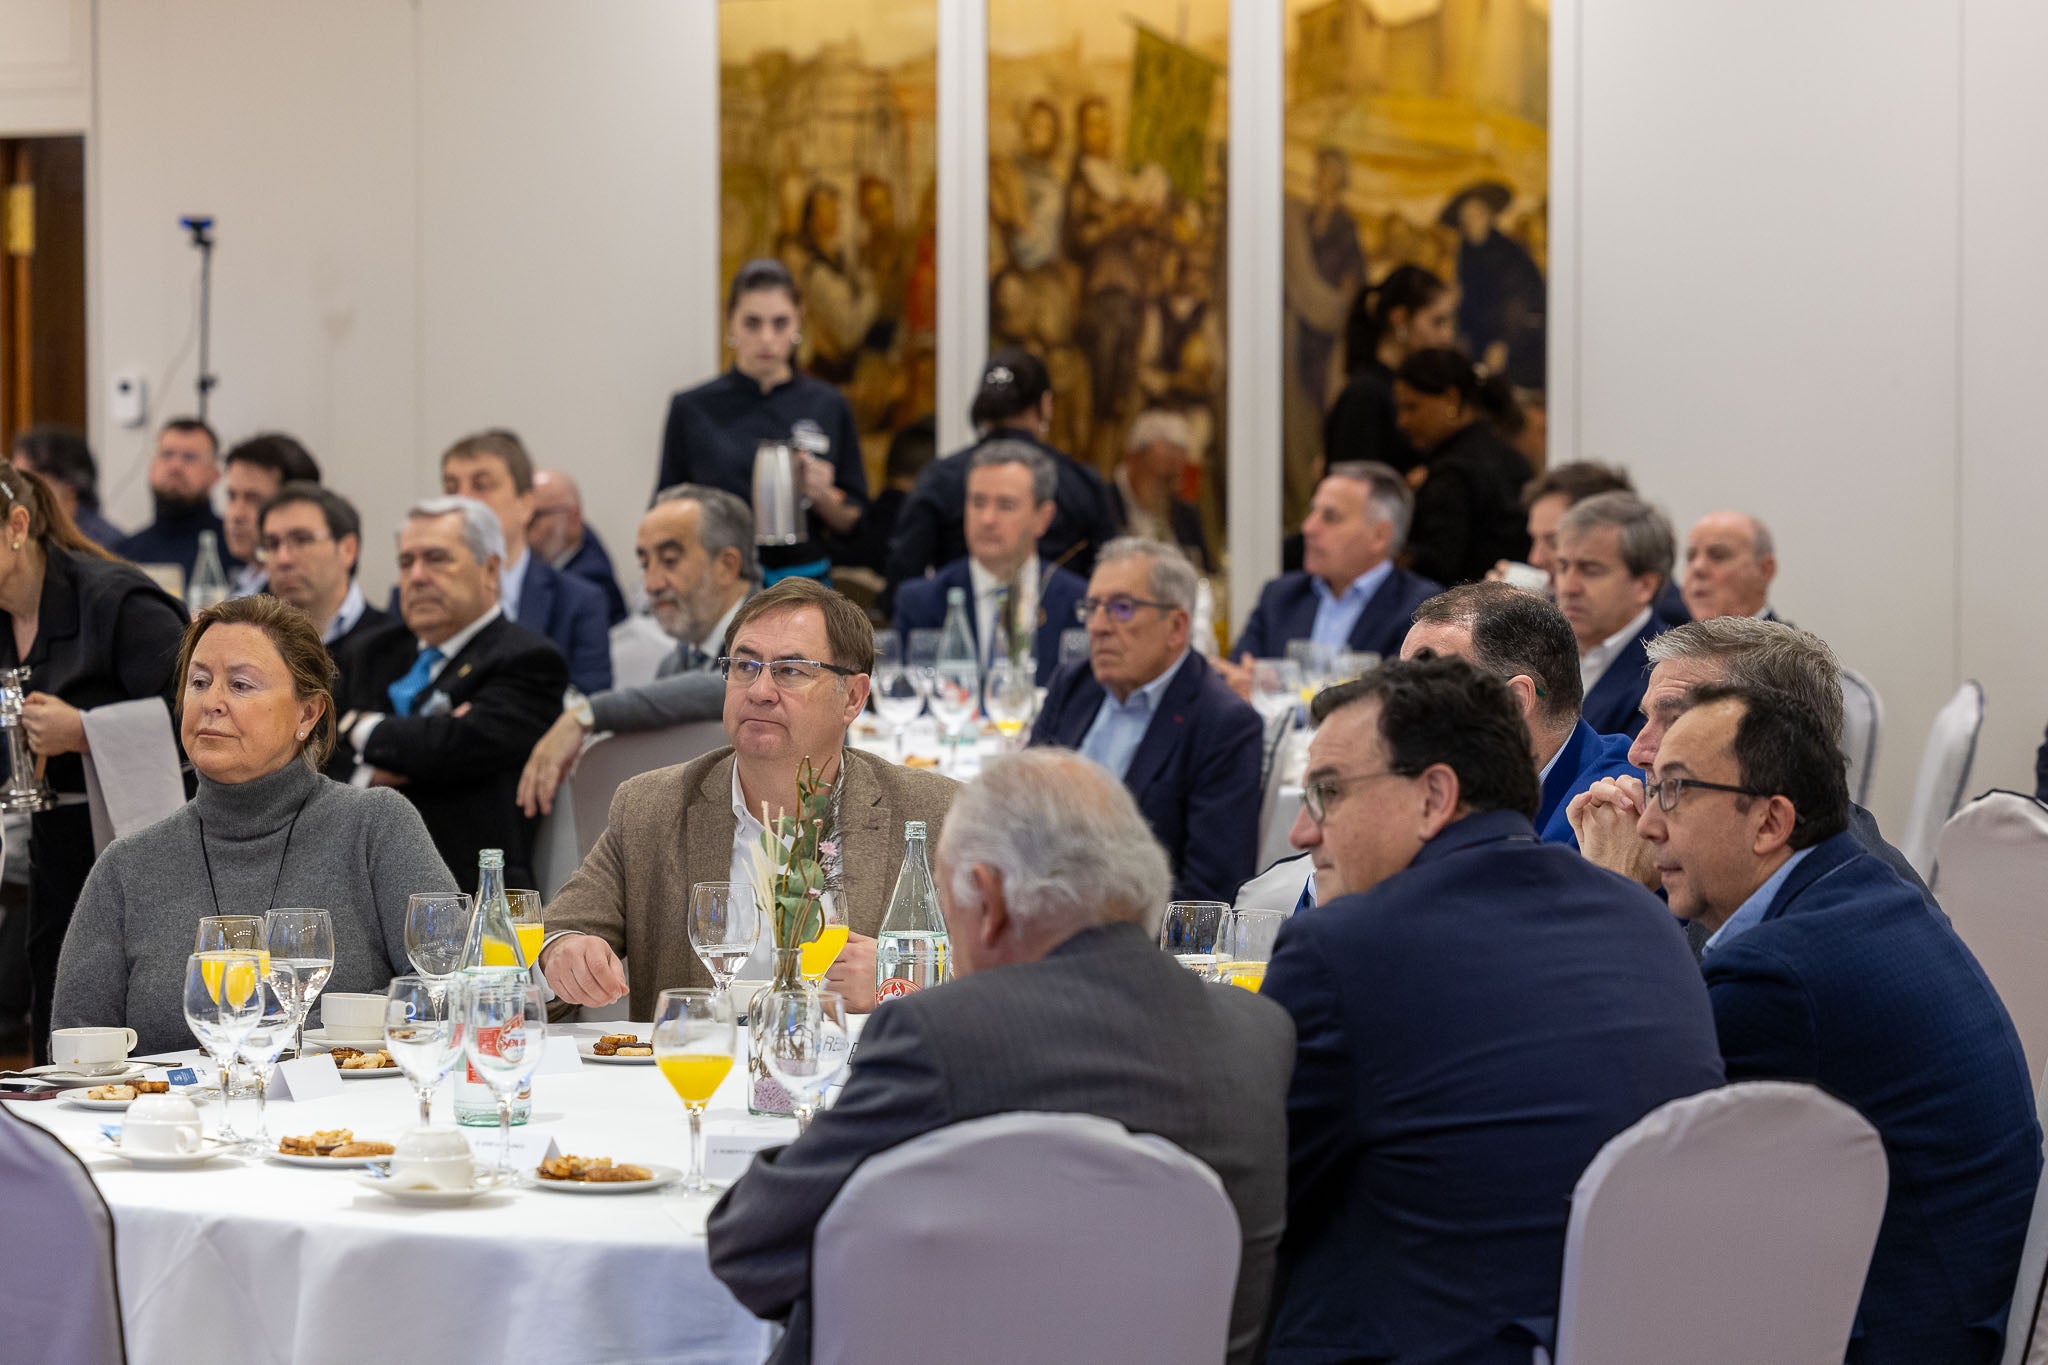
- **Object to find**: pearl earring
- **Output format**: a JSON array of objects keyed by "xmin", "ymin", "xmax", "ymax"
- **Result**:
[
  {"xmin": 296, "ymin": 731, "xmax": 307, "ymax": 741},
  {"xmin": 9, "ymin": 541, "xmax": 19, "ymax": 552}
]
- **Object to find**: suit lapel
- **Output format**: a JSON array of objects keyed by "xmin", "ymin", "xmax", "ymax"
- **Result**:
[
  {"xmin": 833, "ymin": 751, "xmax": 895, "ymax": 937},
  {"xmin": 1281, "ymin": 579, "xmax": 1318, "ymax": 647},
  {"xmin": 1536, "ymin": 720, "xmax": 1591, "ymax": 829},
  {"xmin": 687, "ymin": 754, "xmax": 739, "ymax": 894},
  {"xmin": 1348, "ymin": 571, "xmax": 1404, "ymax": 654},
  {"xmin": 1054, "ymin": 669, "xmax": 1106, "ymax": 749},
  {"xmin": 1120, "ymin": 654, "xmax": 1206, "ymax": 801},
  {"xmin": 431, "ymin": 617, "xmax": 504, "ymax": 707},
  {"xmin": 1762, "ymin": 831, "xmax": 1863, "ymax": 923}
]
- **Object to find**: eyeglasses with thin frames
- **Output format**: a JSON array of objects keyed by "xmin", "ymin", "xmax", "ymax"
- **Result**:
[
  {"xmin": 718, "ymin": 656, "xmax": 858, "ymax": 690},
  {"xmin": 1648, "ymin": 776, "xmax": 1766, "ymax": 814},
  {"xmin": 258, "ymin": 530, "xmax": 333, "ymax": 559},
  {"xmin": 1075, "ymin": 594, "xmax": 1177, "ymax": 624},
  {"xmin": 1302, "ymin": 769, "xmax": 1411, "ymax": 823}
]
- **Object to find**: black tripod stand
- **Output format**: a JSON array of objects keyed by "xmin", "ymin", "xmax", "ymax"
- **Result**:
[{"xmin": 180, "ymin": 215, "xmax": 217, "ymax": 419}]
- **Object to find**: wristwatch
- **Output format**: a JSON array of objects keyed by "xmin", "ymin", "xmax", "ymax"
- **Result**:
[{"xmin": 567, "ymin": 690, "xmax": 595, "ymax": 731}]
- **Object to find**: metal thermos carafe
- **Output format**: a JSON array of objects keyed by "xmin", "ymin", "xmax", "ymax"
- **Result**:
[
  {"xmin": 0, "ymin": 668, "xmax": 53, "ymax": 813},
  {"xmin": 751, "ymin": 441, "xmax": 806, "ymax": 547}
]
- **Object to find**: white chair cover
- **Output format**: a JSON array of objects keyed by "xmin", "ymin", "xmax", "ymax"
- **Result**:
[
  {"xmin": 568, "ymin": 721, "xmax": 728, "ymax": 860},
  {"xmin": 1257, "ymin": 724, "xmax": 1306, "ymax": 871},
  {"xmin": 1546, "ymin": 1081, "xmax": 1887, "ymax": 1365},
  {"xmin": 1935, "ymin": 791, "xmax": 2048, "ymax": 1078},
  {"xmin": 607, "ymin": 614, "xmax": 676, "ymax": 692},
  {"xmin": 80, "ymin": 698, "xmax": 186, "ymax": 855},
  {"xmin": 1999, "ymin": 1060, "xmax": 2048, "ymax": 1365},
  {"xmin": 0, "ymin": 1104, "xmax": 126, "ymax": 1364},
  {"xmin": 1839, "ymin": 666, "xmax": 1883, "ymax": 808},
  {"xmin": 1237, "ymin": 852, "xmax": 1312, "ymax": 914},
  {"xmin": 811, "ymin": 1111, "xmax": 1241, "ymax": 1365},
  {"xmin": 1901, "ymin": 680, "xmax": 1985, "ymax": 880}
]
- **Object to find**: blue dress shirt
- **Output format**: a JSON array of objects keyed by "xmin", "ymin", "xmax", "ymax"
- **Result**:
[
  {"xmin": 1703, "ymin": 846, "xmax": 1813, "ymax": 954},
  {"xmin": 1078, "ymin": 650, "xmax": 1191, "ymax": 780},
  {"xmin": 1308, "ymin": 561, "xmax": 1394, "ymax": 649}
]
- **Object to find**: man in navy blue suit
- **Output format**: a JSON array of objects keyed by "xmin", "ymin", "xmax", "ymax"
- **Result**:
[
  {"xmin": 1029, "ymin": 537, "xmax": 1263, "ymax": 902},
  {"xmin": 1217, "ymin": 462, "xmax": 1440, "ymax": 700},
  {"xmin": 1261, "ymin": 657, "xmax": 1724, "ymax": 1364},
  {"xmin": 892, "ymin": 440, "xmax": 1085, "ymax": 686},
  {"xmin": 530, "ymin": 468, "xmax": 629, "ymax": 625},
  {"xmin": 1554, "ymin": 490, "xmax": 1674, "ymax": 737},
  {"xmin": 440, "ymin": 430, "xmax": 612, "ymax": 695},
  {"xmin": 1641, "ymin": 683, "xmax": 2038, "ymax": 1365}
]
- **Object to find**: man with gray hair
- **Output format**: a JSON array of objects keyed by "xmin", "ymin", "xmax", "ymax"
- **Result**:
[
  {"xmin": 329, "ymin": 495, "xmax": 568, "ymax": 891},
  {"xmin": 1220, "ymin": 462, "xmax": 1440, "ymax": 699},
  {"xmin": 1553, "ymin": 490, "xmax": 1677, "ymax": 736},
  {"xmin": 891, "ymin": 438, "xmax": 1087, "ymax": 684},
  {"xmin": 708, "ymin": 750, "xmax": 1292, "ymax": 1365},
  {"xmin": 1030, "ymin": 536, "xmax": 1264, "ymax": 901},
  {"xmin": 516, "ymin": 484, "xmax": 762, "ymax": 817},
  {"xmin": 1113, "ymin": 408, "xmax": 1214, "ymax": 571},
  {"xmin": 1680, "ymin": 510, "xmax": 1779, "ymax": 622}
]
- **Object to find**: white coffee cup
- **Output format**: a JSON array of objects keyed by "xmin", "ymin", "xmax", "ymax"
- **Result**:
[
  {"xmin": 121, "ymin": 1094, "xmax": 204, "ymax": 1154},
  {"xmin": 389, "ymin": 1128, "xmax": 473, "ymax": 1191},
  {"xmin": 51, "ymin": 1026, "xmax": 137, "ymax": 1076},
  {"xmin": 319, "ymin": 993, "xmax": 386, "ymax": 1039}
]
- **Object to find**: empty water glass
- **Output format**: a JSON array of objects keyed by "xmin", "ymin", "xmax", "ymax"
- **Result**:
[
  {"xmin": 759, "ymin": 989, "xmax": 850, "ymax": 1133},
  {"xmin": 1160, "ymin": 900, "xmax": 1229, "ymax": 980}
]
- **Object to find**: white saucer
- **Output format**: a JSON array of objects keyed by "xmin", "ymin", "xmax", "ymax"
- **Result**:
[
  {"xmin": 21, "ymin": 1062, "xmax": 152, "ymax": 1089},
  {"xmin": 301, "ymin": 1028, "xmax": 387, "ymax": 1052},
  {"xmin": 523, "ymin": 1163, "xmax": 680, "ymax": 1195},
  {"xmin": 336, "ymin": 1065, "xmax": 403, "ymax": 1080},
  {"xmin": 102, "ymin": 1138, "xmax": 236, "ymax": 1169},
  {"xmin": 576, "ymin": 1046, "xmax": 655, "ymax": 1066},
  {"xmin": 66, "ymin": 1090, "xmax": 210, "ymax": 1113},
  {"xmin": 353, "ymin": 1169, "xmax": 516, "ymax": 1206},
  {"xmin": 271, "ymin": 1148, "xmax": 392, "ymax": 1169}
]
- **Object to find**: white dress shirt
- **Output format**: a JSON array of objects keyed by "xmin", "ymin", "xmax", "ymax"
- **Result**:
[
  {"xmin": 728, "ymin": 760, "xmax": 840, "ymax": 978},
  {"xmin": 1579, "ymin": 606, "xmax": 1653, "ymax": 692},
  {"xmin": 967, "ymin": 556, "xmax": 1038, "ymax": 667},
  {"xmin": 500, "ymin": 550, "xmax": 531, "ymax": 623},
  {"xmin": 322, "ymin": 581, "xmax": 369, "ymax": 646}
]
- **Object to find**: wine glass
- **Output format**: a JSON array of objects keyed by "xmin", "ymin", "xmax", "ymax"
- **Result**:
[
  {"xmin": 194, "ymin": 915, "xmax": 265, "ymax": 955},
  {"xmin": 507, "ymin": 889, "xmax": 545, "ymax": 967},
  {"xmin": 1219, "ymin": 909, "xmax": 1287, "ymax": 992},
  {"xmin": 1287, "ymin": 640, "xmax": 1339, "ymax": 708},
  {"xmin": 182, "ymin": 952, "xmax": 260, "ymax": 1141},
  {"xmin": 462, "ymin": 974, "xmax": 545, "ymax": 1176},
  {"xmin": 233, "ymin": 977, "xmax": 296, "ymax": 1152},
  {"xmin": 927, "ymin": 661, "xmax": 978, "ymax": 760},
  {"xmin": 759, "ymin": 989, "xmax": 849, "ymax": 1134},
  {"xmin": 1250, "ymin": 658, "xmax": 1305, "ymax": 725},
  {"xmin": 264, "ymin": 908, "xmax": 334, "ymax": 1060},
  {"xmin": 652, "ymin": 987, "xmax": 738, "ymax": 1195},
  {"xmin": 871, "ymin": 631, "xmax": 925, "ymax": 761},
  {"xmin": 1159, "ymin": 900, "xmax": 1229, "ymax": 981},
  {"xmin": 1059, "ymin": 628, "xmax": 1092, "ymax": 671},
  {"xmin": 688, "ymin": 882, "xmax": 760, "ymax": 1007},
  {"xmin": 983, "ymin": 656, "xmax": 1037, "ymax": 749},
  {"xmin": 385, "ymin": 974, "xmax": 465, "ymax": 1130},
  {"xmin": 405, "ymin": 892, "xmax": 471, "ymax": 1005},
  {"xmin": 797, "ymin": 899, "xmax": 847, "ymax": 991}
]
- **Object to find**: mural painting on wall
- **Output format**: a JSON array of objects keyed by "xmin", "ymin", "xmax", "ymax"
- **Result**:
[
  {"xmin": 988, "ymin": 0, "xmax": 1229, "ymax": 562},
  {"xmin": 720, "ymin": 0, "xmax": 938, "ymax": 495},
  {"xmin": 1284, "ymin": 0, "xmax": 1549, "ymax": 526}
]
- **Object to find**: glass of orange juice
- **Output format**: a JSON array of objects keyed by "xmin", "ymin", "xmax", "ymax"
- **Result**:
[
  {"xmin": 1217, "ymin": 908, "xmax": 1286, "ymax": 994},
  {"xmin": 798, "ymin": 904, "xmax": 850, "ymax": 990},
  {"xmin": 506, "ymin": 889, "xmax": 545, "ymax": 967},
  {"xmin": 653, "ymin": 987, "xmax": 737, "ymax": 1194}
]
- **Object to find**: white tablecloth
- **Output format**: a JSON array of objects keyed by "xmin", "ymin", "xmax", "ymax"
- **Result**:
[{"xmin": 6, "ymin": 1027, "xmax": 796, "ymax": 1365}]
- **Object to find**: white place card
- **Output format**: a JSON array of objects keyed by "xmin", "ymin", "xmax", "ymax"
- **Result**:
[
  {"xmin": 269, "ymin": 1055, "xmax": 344, "ymax": 1102},
  {"xmin": 533, "ymin": 1034, "xmax": 584, "ymax": 1075},
  {"xmin": 706, "ymin": 1129, "xmax": 791, "ymax": 1183},
  {"xmin": 487, "ymin": 1126, "xmax": 561, "ymax": 1171}
]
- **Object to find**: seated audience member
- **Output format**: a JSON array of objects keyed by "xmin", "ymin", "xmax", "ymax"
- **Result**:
[
  {"xmin": 518, "ymin": 485, "xmax": 761, "ymax": 816},
  {"xmin": 10, "ymin": 425, "xmax": 122, "ymax": 548},
  {"xmin": 707, "ymin": 750, "xmax": 1292, "ymax": 1365},
  {"xmin": 221, "ymin": 433, "xmax": 322, "ymax": 597},
  {"xmin": 1640, "ymin": 684, "xmax": 2038, "ymax": 1365},
  {"xmin": 1220, "ymin": 463, "xmax": 1439, "ymax": 697},
  {"xmin": 529, "ymin": 468, "xmax": 628, "ymax": 626},
  {"xmin": 541, "ymin": 578, "xmax": 957, "ymax": 1016},
  {"xmin": 884, "ymin": 350, "xmax": 1121, "ymax": 601},
  {"xmin": 893, "ymin": 440, "xmax": 1086, "ymax": 686},
  {"xmin": 117, "ymin": 417, "xmax": 237, "ymax": 584},
  {"xmin": 1569, "ymin": 616, "xmax": 1925, "ymax": 896},
  {"xmin": 1114, "ymin": 408, "xmax": 1215, "ymax": 572},
  {"xmin": 1030, "ymin": 538, "xmax": 1263, "ymax": 903},
  {"xmin": 1508, "ymin": 460, "xmax": 1688, "ymax": 625},
  {"xmin": 1261, "ymin": 657, "xmax": 1723, "ymax": 1364},
  {"xmin": 259, "ymin": 483, "xmax": 386, "ymax": 651},
  {"xmin": 329, "ymin": 497, "xmax": 567, "ymax": 892},
  {"xmin": 1680, "ymin": 510, "xmax": 1779, "ymax": 621},
  {"xmin": 1553, "ymin": 491, "xmax": 1675, "ymax": 737},
  {"xmin": 1392, "ymin": 348, "xmax": 1532, "ymax": 586},
  {"xmin": 54, "ymin": 595, "xmax": 455, "ymax": 1055},
  {"xmin": 439, "ymin": 429, "xmax": 612, "ymax": 694}
]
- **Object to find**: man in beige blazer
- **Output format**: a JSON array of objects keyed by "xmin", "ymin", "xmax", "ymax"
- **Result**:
[{"xmin": 540, "ymin": 577, "xmax": 959, "ymax": 1015}]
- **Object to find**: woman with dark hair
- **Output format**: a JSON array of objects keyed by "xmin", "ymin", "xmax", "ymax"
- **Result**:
[
  {"xmin": 10, "ymin": 425, "xmax": 122, "ymax": 549},
  {"xmin": 881, "ymin": 347, "xmax": 1122, "ymax": 604},
  {"xmin": 0, "ymin": 461, "xmax": 190, "ymax": 1060},
  {"xmin": 1394, "ymin": 348, "xmax": 1533, "ymax": 587},
  {"xmin": 655, "ymin": 257, "xmax": 867, "ymax": 585},
  {"xmin": 1321, "ymin": 265, "xmax": 1456, "ymax": 476},
  {"xmin": 53, "ymin": 595, "xmax": 454, "ymax": 1056}
]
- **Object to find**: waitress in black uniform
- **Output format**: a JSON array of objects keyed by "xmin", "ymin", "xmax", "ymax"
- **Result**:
[
  {"xmin": 656, "ymin": 258, "xmax": 867, "ymax": 585},
  {"xmin": 0, "ymin": 462, "xmax": 187, "ymax": 1060}
]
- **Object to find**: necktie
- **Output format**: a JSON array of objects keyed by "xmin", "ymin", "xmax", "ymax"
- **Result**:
[{"xmin": 387, "ymin": 646, "xmax": 445, "ymax": 716}]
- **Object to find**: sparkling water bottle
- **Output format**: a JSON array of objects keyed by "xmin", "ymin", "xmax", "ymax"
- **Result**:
[
  {"xmin": 875, "ymin": 821, "xmax": 949, "ymax": 1002},
  {"xmin": 454, "ymin": 850, "xmax": 532, "ymax": 1126},
  {"xmin": 187, "ymin": 530, "xmax": 231, "ymax": 614}
]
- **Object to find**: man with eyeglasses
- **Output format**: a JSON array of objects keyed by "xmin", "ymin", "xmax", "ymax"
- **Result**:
[
  {"xmin": 258, "ymin": 482, "xmax": 386, "ymax": 650},
  {"xmin": 1639, "ymin": 682, "xmax": 2036, "ymax": 1365},
  {"xmin": 1030, "ymin": 537, "xmax": 1263, "ymax": 903},
  {"xmin": 541, "ymin": 577, "xmax": 959, "ymax": 1017},
  {"xmin": 1260, "ymin": 656, "xmax": 1721, "ymax": 1365},
  {"xmin": 220, "ymin": 433, "xmax": 322, "ymax": 598}
]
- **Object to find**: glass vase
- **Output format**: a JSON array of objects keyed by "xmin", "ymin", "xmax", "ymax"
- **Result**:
[{"xmin": 747, "ymin": 947, "xmax": 803, "ymax": 1116}]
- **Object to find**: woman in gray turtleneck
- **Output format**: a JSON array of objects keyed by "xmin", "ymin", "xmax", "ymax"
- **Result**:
[{"xmin": 53, "ymin": 594, "xmax": 457, "ymax": 1055}]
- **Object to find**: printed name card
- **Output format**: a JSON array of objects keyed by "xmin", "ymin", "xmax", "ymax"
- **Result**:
[
  {"xmin": 706, "ymin": 1128, "xmax": 791, "ymax": 1182},
  {"xmin": 269, "ymin": 1055, "xmax": 345, "ymax": 1102},
  {"xmin": 534, "ymin": 1034, "xmax": 585, "ymax": 1076},
  {"xmin": 492, "ymin": 1126, "xmax": 561, "ymax": 1170}
]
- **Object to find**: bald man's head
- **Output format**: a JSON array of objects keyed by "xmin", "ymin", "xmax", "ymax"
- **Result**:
[
  {"xmin": 1681, "ymin": 510, "xmax": 1775, "ymax": 621},
  {"xmin": 529, "ymin": 468, "xmax": 586, "ymax": 563}
]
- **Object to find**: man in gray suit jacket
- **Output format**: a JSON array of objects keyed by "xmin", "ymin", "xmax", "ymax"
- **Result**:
[
  {"xmin": 518, "ymin": 484, "xmax": 758, "ymax": 817},
  {"xmin": 708, "ymin": 750, "xmax": 1294, "ymax": 1365}
]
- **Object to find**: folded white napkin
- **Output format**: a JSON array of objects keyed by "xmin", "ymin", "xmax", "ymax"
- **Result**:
[{"xmin": 80, "ymin": 698, "xmax": 185, "ymax": 851}]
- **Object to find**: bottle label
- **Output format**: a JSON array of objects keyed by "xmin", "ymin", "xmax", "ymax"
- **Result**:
[{"xmin": 877, "ymin": 976, "xmax": 921, "ymax": 1001}]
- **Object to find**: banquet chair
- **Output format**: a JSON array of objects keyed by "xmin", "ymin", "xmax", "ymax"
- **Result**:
[
  {"xmin": 80, "ymin": 697, "xmax": 186, "ymax": 855},
  {"xmin": 569, "ymin": 721, "xmax": 728, "ymax": 860},
  {"xmin": 1999, "ymin": 1060, "xmax": 2048, "ymax": 1365},
  {"xmin": 0, "ymin": 1104, "xmax": 126, "ymax": 1364},
  {"xmin": 811, "ymin": 1111, "xmax": 1240, "ymax": 1365},
  {"xmin": 607, "ymin": 613, "xmax": 677, "ymax": 691},
  {"xmin": 1839, "ymin": 667, "xmax": 1883, "ymax": 808},
  {"xmin": 1934, "ymin": 791, "xmax": 2048, "ymax": 1078},
  {"xmin": 1541, "ymin": 1081, "xmax": 1886, "ymax": 1365},
  {"xmin": 1901, "ymin": 679, "xmax": 1985, "ymax": 880},
  {"xmin": 1256, "ymin": 715, "xmax": 1303, "ymax": 870}
]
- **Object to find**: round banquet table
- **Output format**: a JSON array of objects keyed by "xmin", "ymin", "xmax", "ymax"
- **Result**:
[{"xmin": 4, "ymin": 1026, "xmax": 802, "ymax": 1365}]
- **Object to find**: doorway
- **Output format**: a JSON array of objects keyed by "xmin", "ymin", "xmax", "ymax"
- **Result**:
[{"xmin": 0, "ymin": 135, "xmax": 88, "ymax": 453}]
